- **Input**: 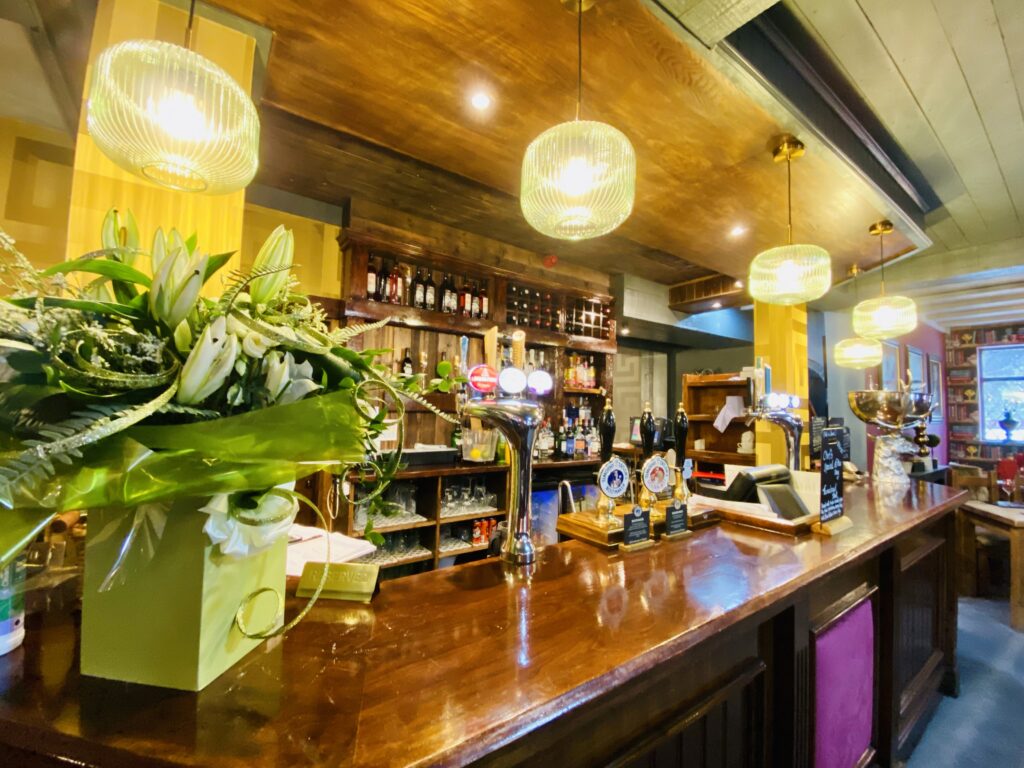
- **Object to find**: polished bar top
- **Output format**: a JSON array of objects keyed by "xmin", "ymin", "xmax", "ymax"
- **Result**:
[{"xmin": 0, "ymin": 481, "xmax": 964, "ymax": 768}]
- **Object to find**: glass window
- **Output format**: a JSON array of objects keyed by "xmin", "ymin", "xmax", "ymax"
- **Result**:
[{"xmin": 979, "ymin": 345, "xmax": 1024, "ymax": 441}]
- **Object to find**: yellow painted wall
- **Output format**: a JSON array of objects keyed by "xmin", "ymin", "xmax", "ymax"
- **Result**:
[
  {"xmin": 0, "ymin": 118, "xmax": 73, "ymax": 270},
  {"xmin": 753, "ymin": 301, "xmax": 810, "ymax": 468},
  {"xmin": 66, "ymin": 0, "xmax": 255, "ymax": 267}
]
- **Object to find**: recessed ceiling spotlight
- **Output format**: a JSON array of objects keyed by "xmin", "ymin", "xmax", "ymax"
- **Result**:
[
  {"xmin": 711, "ymin": 301, "xmax": 722, "ymax": 309},
  {"xmin": 470, "ymin": 91, "xmax": 492, "ymax": 111},
  {"xmin": 729, "ymin": 225, "xmax": 747, "ymax": 238},
  {"xmin": 734, "ymin": 279, "xmax": 744, "ymax": 288},
  {"xmin": 621, "ymin": 325, "xmax": 630, "ymax": 336}
]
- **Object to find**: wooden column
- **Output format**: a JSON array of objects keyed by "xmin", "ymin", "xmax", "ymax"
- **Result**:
[
  {"xmin": 753, "ymin": 301, "xmax": 810, "ymax": 468},
  {"xmin": 66, "ymin": 0, "xmax": 255, "ymax": 271}
]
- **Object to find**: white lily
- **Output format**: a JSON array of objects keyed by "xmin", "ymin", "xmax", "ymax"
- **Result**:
[
  {"xmin": 150, "ymin": 227, "xmax": 167, "ymax": 275},
  {"xmin": 149, "ymin": 239, "xmax": 208, "ymax": 329},
  {"xmin": 250, "ymin": 225, "xmax": 294, "ymax": 306},
  {"xmin": 177, "ymin": 316, "xmax": 238, "ymax": 404},
  {"xmin": 262, "ymin": 350, "xmax": 320, "ymax": 405}
]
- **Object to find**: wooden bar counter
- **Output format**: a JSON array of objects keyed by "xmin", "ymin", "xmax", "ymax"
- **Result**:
[{"xmin": 0, "ymin": 481, "xmax": 964, "ymax": 768}]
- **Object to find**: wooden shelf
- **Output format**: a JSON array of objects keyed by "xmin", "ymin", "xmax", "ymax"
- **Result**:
[
  {"xmin": 685, "ymin": 379, "xmax": 749, "ymax": 389},
  {"xmin": 439, "ymin": 508, "xmax": 503, "ymax": 524},
  {"xmin": 353, "ymin": 518, "xmax": 435, "ymax": 537},
  {"xmin": 346, "ymin": 297, "xmax": 616, "ymax": 353},
  {"xmin": 689, "ymin": 449, "xmax": 756, "ymax": 465},
  {"xmin": 563, "ymin": 386, "xmax": 605, "ymax": 396},
  {"xmin": 533, "ymin": 457, "xmax": 601, "ymax": 470},
  {"xmin": 686, "ymin": 414, "xmax": 747, "ymax": 423},
  {"xmin": 355, "ymin": 548, "xmax": 435, "ymax": 569},
  {"xmin": 438, "ymin": 541, "xmax": 490, "ymax": 557}
]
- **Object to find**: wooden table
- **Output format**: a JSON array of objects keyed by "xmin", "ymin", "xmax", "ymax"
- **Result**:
[
  {"xmin": 957, "ymin": 499, "xmax": 1024, "ymax": 629},
  {"xmin": 0, "ymin": 482, "xmax": 965, "ymax": 767}
]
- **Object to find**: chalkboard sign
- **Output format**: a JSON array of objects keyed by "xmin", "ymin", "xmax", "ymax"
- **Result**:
[
  {"xmin": 810, "ymin": 416, "xmax": 827, "ymax": 460},
  {"xmin": 665, "ymin": 500, "xmax": 688, "ymax": 535},
  {"xmin": 623, "ymin": 505, "xmax": 651, "ymax": 546},
  {"xmin": 819, "ymin": 427, "xmax": 845, "ymax": 523}
]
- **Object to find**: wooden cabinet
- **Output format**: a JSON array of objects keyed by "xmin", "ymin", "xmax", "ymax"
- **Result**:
[{"xmin": 682, "ymin": 372, "xmax": 756, "ymax": 471}]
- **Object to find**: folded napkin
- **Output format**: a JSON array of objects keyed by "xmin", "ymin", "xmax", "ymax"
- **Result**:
[{"xmin": 714, "ymin": 395, "xmax": 747, "ymax": 432}]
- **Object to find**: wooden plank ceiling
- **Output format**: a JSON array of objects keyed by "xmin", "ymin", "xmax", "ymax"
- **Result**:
[
  {"xmin": 208, "ymin": 0, "xmax": 920, "ymax": 286},
  {"xmin": 786, "ymin": 0, "xmax": 1024, "ymax": 327}
]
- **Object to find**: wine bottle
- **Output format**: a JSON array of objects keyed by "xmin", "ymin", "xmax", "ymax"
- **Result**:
[
  {"xmin": 412, "ymin": 268, "xmax": 425, "ymax": 309},
  {"xmin": 599, "ymin": 400, "xmax": 616, "ymax": 462},
  {"xmin": 367, "ymin": 257, "xmax": 378, "ymax": 300},
  {"xmin": 673, "ymin": 401, "xmax": 689, "ymax": 469},
  {"xmin": 401, "ymin": 348, "xmax": 414, "ymax": 376},
  {"xmin": 479, "ymin": 283, "xmax": 489, "ymax": 317},
  {"xmin": 424, "ymin": 270, "xmax": 437, "ymax": 310},
  {"xmin": 458, "ymin": 275, "xmax": 470, "ymax": 317},
  {"xmin": 470, "ymin": 281, "xmax": 481, "ymax": 318},
  {"xmin": 375, "ymin": 260, "xmax": 389, "ymax": 303},
  {"xmin": 640, "ymin": 401, "xmax": 656, "ymax": 459}
]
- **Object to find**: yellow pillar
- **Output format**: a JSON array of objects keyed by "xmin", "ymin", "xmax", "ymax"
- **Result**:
[
  {"xmin": 753, "ymin": 301, "xmax": 811, "ymax": 468},
  {"xmin": 66, "ymin": 0, "xmax": 255, "ymax": 267}
]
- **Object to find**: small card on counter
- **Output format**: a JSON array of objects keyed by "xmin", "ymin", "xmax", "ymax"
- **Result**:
[
  {"xmin": 665, "ymin": 499, "xmax": 689, "ymax": 537},
  {"xmin": 296, "ymin": 561, "xmax": 380, "ymax": 603},
  {"xmin": 622, "ymin": 505, "xmax": 651, "ymax": 548}
]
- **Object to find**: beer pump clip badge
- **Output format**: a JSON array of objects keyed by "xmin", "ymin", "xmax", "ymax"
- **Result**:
[
  {"xmin": 598, "ymin": 457, "xmax": 630, "ymax": 499},
  {"xmin": 641, "ymin": 455, "xmax": 671, "ymax": 495}
]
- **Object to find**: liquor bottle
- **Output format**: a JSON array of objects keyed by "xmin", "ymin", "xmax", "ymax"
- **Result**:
[
  {"xmin": 470, "ymin": 281, "xmax": 481, "ymax": 318},
  {"xmin": 458, "ymin": 275, "xmax": 470, "ymax": 317},
  {"xmin": 587, "ymin": 356, "xmax": 597, "ymax": 388},
  {"xmin": 599, "ymin": 400, "xmax": 616, "ymax": 462},
  {"xmin": 563, "ymin": 420, "xmax": 575, "ymax": 458},
  {"xmin": 577, "ymin": 355, "xmax": 587, "ymax": 390},
  {"xmin": 444, "ymin": 273, "xmax": 457, "ymax": 313},
  {"xmin": 412, "ymin": 268, "xmax": 426, "ymax": 309},
  {"xmin": 450, "ymin": 421, "xmax": 463, "ymax": 450},
  {"xmin": 554, "ymin": 421, "xmax": 565, "ymax": 459},
  {"xmin": 674, "ymin": 401, "xmax": 689, "ymax": 469},
  {"xmin": 389, "ymin": 263, "xmax": 403, "ymax": 304},
  {"xmin": 401, "ymin": 348, "xmax": 414, "ymax": 376},
  {"xmin": 375, "ymin": 260, "xmax": 389, "ymax": 303},
  {"xmin": 424, "ymin": 270, "xmax": 437, "ymax": 310},
  {"xmin": 367, "ymin": 257, "xmax": 378, "ymax": 300},
  {"xmin": 574, "ymin": 421, "xmax": 586, "ymax": 458},
  {"xmin": 639, "ymin": 401, "xmax": 656, "ymax": 459},
  {"xmin": 479, "ymin": 283, "xmax": 489, "ymax": 318}
]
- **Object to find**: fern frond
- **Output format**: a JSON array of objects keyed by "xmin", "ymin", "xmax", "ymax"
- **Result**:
[
  {"xmin": 330, "ymin": 317, "xmax": 391, "ymax": 345},
  {"xmin": 0, "ymin": 384, "xmax": 177, "ymax": 509},
  {"xmin": 400, "ymin": 389, "xmax": 459, "ymax": 425},
  {"xmin": 216, "ymin": 265, "xmax": 293, "ymax": 315},
  {"xmin": 157, "ymin": 403, "xmax": 221, "ymax": 420}
]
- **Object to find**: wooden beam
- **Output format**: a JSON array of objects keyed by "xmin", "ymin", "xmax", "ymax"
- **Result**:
[
  {"xmin": 255, "ymin": 105, "xmax": 710, "ymax": 286},
  {"xmin": 659, "ymin": 0, "xmax": 778, "ymax": 47}
]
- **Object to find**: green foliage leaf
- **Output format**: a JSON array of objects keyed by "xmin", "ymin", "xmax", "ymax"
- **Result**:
[
  {"xmin": 4, "ymin": 296, "xmax": 143, "ymax": 319},
  {"xmin": 203, "ymin": 251, "xmax": 235, "ymax": 284},
  {"xmin": 43, "ymin": 257, "xmax": 151, "ymax": 286}
]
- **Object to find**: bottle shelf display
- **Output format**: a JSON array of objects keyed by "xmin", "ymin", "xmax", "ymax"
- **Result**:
[
  {"xmin": 946, "ymin": 321, "xmax": 1024, "ymax": 464},
  {"xmin": 681, "ymin": 373, "xmax": 756, "ymax": 470}
]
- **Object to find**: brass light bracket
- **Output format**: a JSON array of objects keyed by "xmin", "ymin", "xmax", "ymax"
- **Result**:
[
  {"xmin": 869, "ymin": 219, "xmax": 894, "ymax": 236},
  {"xmin": 847, "ymin": 264, "xmax": 863, "ymax": 278},
  {"xmin": 561, "ymin": 0, "xmax": 598, "ymax": 11},
  {"xmin": 772, "ymin": 135, "xmax": 805, "ymax": 163}
]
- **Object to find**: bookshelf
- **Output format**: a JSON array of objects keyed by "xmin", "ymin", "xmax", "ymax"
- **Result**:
[{"xmin": 946, "ymin": 322, "xmax": 1024, "ymax": 464}]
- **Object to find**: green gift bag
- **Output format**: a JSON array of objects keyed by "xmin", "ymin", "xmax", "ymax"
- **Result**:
[{"xmin": 81, "ymin": 499, "xmax": 286, "ymax": 691}]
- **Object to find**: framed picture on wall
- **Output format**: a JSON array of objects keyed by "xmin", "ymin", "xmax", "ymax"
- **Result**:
[
  {"xmin": 907, "ymin": 347, "xmax": 925, "ymax": 392},
  {"xmin": 928, "ymin": 356, "xmax": 944, "ymax": 421},
  {"xmin": 880, "ymin": 342, "xmax": 900, "ymax": 390}
]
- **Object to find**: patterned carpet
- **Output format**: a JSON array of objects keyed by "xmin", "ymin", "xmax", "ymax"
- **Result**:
[{"xmin": 907, "ymin": 598, "xmax": 1024, "ymax": 768}]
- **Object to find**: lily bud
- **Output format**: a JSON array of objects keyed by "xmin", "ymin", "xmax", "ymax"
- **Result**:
[
  {"xmin": 250, "ymin": 225, "xmax": 294, "ymax": 306},
  {"xmin": 150, "ymin": 241, "xmax": 208, "ymax": 329},
  {"xmin": 178, "ymin": 316, "xmax": 239, "ymax": 404},
  {"xmin": 151, "ymin": 227, "xmax": 167, "ymax": 275}
]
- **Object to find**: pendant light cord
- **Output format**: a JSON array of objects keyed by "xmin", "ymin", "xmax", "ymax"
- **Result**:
[
  {"xmin": 786, "ymin": 153, "xmax": 793, "ymax": 245},
  {"xmin": 878, "ymin": 231, "xmax": 886, "ymax": 296},
  {"xmin": 576, "ymin": 0, "xmax": 583, "ymax": 120},
  {"xmin": 184, "ymin": 0, "xmax": 197, "ymax": 50}
]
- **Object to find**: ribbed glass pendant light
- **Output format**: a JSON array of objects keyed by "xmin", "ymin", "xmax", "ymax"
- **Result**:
[
  {"xmin": 833, "ymin": 265, "xmax": 883, "ymax": 369},
  {"xmin": 86, "ymin": 0, "xmax": 259, "ymax": 195},
  {"xmin": 748, "ymin": 136, "xmax": 832, "ymax": 305},
  {"xmin": 520, "ymin": 0, "xmax": 636, "ymax": 240},
  {"xmin": 834, "ymin": 336, "xmax": 883, "ymax": 369},
  {"xmin": 852, "ymin": 220, "xmax": 917, "ymax": 340}
]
